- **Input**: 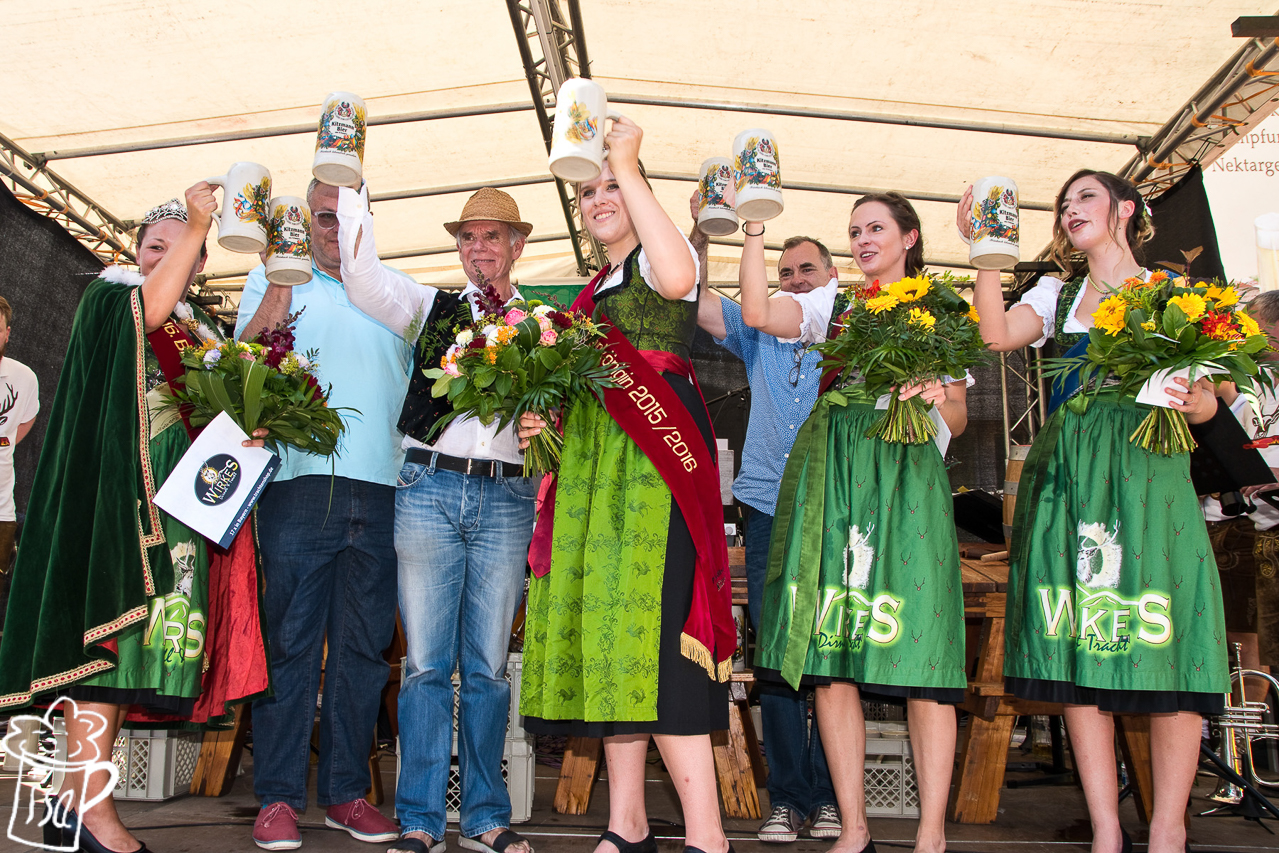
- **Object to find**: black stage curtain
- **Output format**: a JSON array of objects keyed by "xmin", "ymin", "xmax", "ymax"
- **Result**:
[
  {"xmin": 0, "ymin": 184, "xmax": 104, "ymax": 517},
  {"xmin": 1146, "ymin": 166, "xmax": 1226, "ymax": 282}
]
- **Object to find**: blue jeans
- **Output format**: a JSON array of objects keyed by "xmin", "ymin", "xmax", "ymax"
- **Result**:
[
  {"xmin": 394, "ymin": 460, "xmax": 537, "ymax": 840},
  {"xmin": 746, "ymin": 506, "xmax": 837, "ymax": 817},
  {"xmin": 251, "ymin": 475, "xmax": 399, "ymax": 811}
]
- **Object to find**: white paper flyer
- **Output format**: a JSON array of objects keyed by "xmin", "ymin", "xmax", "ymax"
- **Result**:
[{"xmin": 153, "ymin": 411, "xmax": 280, "ymax": 548}]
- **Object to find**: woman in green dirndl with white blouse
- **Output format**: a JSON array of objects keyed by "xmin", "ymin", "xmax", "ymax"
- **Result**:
[
  {"xmin": 965, "ymin": 170, "xmax": 1227, "ymax": 853},
  {"xmin": 748, "ymin": 193, "xmax": 969, "ymax": 853}
]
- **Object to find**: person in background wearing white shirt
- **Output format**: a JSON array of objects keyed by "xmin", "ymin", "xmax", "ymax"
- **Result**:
[
  {"xmin": 689, "ymin": 193, "xmax": 841, "ymax": 844},
  {"xmin": 1203, "ymin": 289, "xmax": 1279, "ymax": 700},
  {"xmin": 335, "ymin": 185, "xmax": 538, "ymax": 853},
  {"xmin": 0, "ymin": 296, "xmax": 38, "ymax": 571}
]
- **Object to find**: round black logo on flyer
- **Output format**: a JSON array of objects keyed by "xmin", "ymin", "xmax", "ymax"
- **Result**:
[{"xmin": 195, "ymin": 454, "xmax": 242, "ymax": 506}]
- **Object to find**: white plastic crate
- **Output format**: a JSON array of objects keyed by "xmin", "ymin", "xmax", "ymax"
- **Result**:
[
  {"xmin": 2, "ymin": 716, "xmax": 40, "ymax": 772},
  {"xmin": 400, "ymin": 652, "xmax": 525, "ymax": 751},
  {"xmin": 51, "ymin": 722, "xmax": 202, "ymax": 802},
  {"xmin": 448, "ymin": 652, "xmax": 524, "ymax": 752},
  {"xmin": 862, "ymin": 700, "xmax": 908, "ymax": 735},
  {"xmin": 111, "ymin": 728, "xmax": 203, "ymax": 801},
  {"xmin": 863, "ymin": 735, "xmax": 919, "ymax": 818},
  {"xmin": 395, "ymin": 736, "xmax": 534, "ymax": 824}
]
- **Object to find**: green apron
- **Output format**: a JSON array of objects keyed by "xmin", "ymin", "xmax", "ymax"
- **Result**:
[
  {"xmin": 755, "ymin": 387, "xmax": 966, "ymax": 691},
  {"xmin": 520, "ymin": 395, "xmax": 670, "ymax": 723},
  {"xmin": 1004, "ymin": 392, "xmax": 1229, "ymax": 693}
]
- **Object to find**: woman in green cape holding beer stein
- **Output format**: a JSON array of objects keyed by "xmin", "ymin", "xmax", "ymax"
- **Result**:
[
  {"xmin": 963, "ymin": 169, "xmax": 1225, "ymax": 853},
  {"xmin": 745, "ymin": 193, "xmax": 970, "ymax": 853}
]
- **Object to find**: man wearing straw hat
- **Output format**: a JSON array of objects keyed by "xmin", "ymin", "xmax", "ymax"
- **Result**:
[
  {"xmin": 238, "ymin": 178, "xmax": 408, "ymax": 850},
  {"xmin": 690, "ymin": 192, "xmax": 842, "ymax": 844},
  {"xmin": 333, "ymin": 184, "xmax": 538, "ymax": 853}
]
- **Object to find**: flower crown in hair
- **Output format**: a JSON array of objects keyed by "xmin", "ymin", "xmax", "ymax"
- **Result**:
[
  {"xmin": 1138, "ymin": 197, "xmax": 1153, "ymax": 225},
  {"xmin": 140, "ymin": 198, "xmax": 188, "ymax": 227}
]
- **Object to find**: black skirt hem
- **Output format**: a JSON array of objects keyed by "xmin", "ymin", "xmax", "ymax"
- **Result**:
[
  {"xmin": 755, "ymin": 666, "xmax": 965, "ymax": 706},
  {"xmin": 523, "ymin": 707, "xmax": 729, "ymax": 738},
  {"xmin": 65, "ymin": 684, "xmax": 196, "ymax": 718},
  {"xmin": 1005, "ymin": 676, "xmax": 1224, "ymax": 715}
]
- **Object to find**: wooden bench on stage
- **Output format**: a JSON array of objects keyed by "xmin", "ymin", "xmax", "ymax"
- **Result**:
[
  {"xmin": 952, "ymin": 558, "xmax": 1155, "ymax": 825},
  {"xmin": 551, "ymin": 547, "xmax": 765, "ymax": 819}
]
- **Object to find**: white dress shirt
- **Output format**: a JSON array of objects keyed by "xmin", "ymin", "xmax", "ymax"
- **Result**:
[{"xmin": 337, "ymin": 186, "xmax": 524, "ymax": 464}]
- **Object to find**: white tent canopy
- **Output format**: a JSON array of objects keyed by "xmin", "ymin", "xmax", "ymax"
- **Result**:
[{"xmin": 6, "ymin": 1, "xmax": 1277, "ymax": 309}]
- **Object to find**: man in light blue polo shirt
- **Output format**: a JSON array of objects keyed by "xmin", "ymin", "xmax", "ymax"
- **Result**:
[
  {"xmin": 237, "ymin": 179, "xmax": 410, "ymax": 850},
  {"xmin": 693, "ymin": 209, "xmax": 841, "ymax": 844}
]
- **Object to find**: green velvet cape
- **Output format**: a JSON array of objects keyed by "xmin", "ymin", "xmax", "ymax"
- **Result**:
[{"xmin": 0, "ymin": 272, "xmax": 174, "ymax": 707}]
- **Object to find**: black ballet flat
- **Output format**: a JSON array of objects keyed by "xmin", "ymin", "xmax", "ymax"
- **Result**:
[
  {"xmin": 860, "ymin": 841, "xmax": 877, "ymax": 853},
  {"xmin": 600, "ymin": 830, "xmax": 658, "ymax": 853}
]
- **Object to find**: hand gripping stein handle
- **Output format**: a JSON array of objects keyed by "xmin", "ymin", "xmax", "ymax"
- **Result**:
[
  {"xmin": 205, "ymin": 174, "xmax": 227, "ymax": 230},
  {"xmin": 600, "ymin": 111, "xmax": 624, "ymax": 160}
]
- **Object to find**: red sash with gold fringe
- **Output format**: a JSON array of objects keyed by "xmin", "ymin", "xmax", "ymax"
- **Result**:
[{"xmin": 527, "ymin": 271, "xmax": 735, "ymax": 681}]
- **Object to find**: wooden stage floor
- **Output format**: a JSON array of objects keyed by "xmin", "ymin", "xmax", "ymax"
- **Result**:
[{"xmin": 3, "ymin": 743, "xmax": 1275, "ymax": 853}]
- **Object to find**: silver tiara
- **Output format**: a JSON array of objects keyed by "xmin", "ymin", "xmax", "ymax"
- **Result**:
[{"xmin": 140, "ymin": 198, "xmax": 188, "ymax": 226}]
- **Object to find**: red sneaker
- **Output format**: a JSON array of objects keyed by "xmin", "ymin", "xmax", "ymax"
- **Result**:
[
  {"xmin": 253, "ymin": 802, "xmax": 301, "ymax": 851},
  {"xmin": 325, "ymin": 799, "xmax": 400, "ymax": 843}
]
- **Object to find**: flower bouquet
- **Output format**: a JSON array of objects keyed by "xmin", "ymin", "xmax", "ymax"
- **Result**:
[
  {"xmin": 168, "ymin": 311, "xmax": 350, "ymax": 456},
  {"xmin": 423, "ymin": 282, "xmax": 614, "ymax": 475},
  {"xmin": 816, "ymin": 272, "xmax": 990, "ymax": 444},
  {"xmin": 1042, "ymin": 271, "xmax": 1271, "ymax": 455}
]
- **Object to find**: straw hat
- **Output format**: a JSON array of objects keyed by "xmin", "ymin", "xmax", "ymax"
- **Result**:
[{"xmin": 443, "ymin": 187, "xmax": 533, "ymax": 237}]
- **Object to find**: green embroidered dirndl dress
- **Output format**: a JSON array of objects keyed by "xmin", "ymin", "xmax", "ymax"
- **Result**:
[
  {"xmin": 754, "ymin": 381, "xmax": 968, "ymax": 701},
  {"xmin": 0, "ymin": 278, "xmax": 227, "ymax": 717},
  {"xmin": 520, "ymin": 247, "xmax": 729, "ymax": 735},
  {"xmin": 69, "ymin": 303, "xmax": 222, "ymax": 714},
  {"xmin": 1003, "ymin": 275, "xmax": 1229, "ymax": 713}
]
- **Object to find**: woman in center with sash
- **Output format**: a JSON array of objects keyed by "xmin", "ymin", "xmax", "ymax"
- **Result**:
[
  {"xmin": 963, "ymin": 169, "xmax": 1225, "ymax": 853},
  {"xmin": 746, "ymin": 193, "xmax": 969, "ymax": 853},
  {"xmin": 517, "ymin": 115, "xmax": 736, "ymax": 853}
]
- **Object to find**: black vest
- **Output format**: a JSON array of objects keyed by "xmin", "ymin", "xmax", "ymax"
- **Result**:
[{"xmin": 398, "ymin": 291, "xmax": 474, "ymax": 443}]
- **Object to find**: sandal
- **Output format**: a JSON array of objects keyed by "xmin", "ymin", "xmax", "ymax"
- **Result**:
[
  {"xmin": 459, "ymin": 830, "xmax": 533, "ymax": 853},
  {"xmin": 388, "ymin": 836, "xmax": 446, "ymax": 853},
  {"xmin": 598, "ymin": 830, "xmax": 658, "ymax": 853}
]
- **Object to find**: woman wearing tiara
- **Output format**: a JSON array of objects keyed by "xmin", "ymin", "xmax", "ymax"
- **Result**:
[
  {"xmin": 963, "ymin": 169, "xmax": 1225, "ymax": 853},
  {"xmin": 0, "ymin": 185, "xmax": 270, "ymax": 853}
]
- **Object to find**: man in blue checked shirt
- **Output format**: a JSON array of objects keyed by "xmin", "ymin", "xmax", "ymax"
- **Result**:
[{"xmin": 690, "ymin": 194, "xmax": 841, "ymax": 844}]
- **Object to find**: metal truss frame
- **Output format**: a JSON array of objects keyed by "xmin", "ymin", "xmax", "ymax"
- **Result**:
[
  {"xmin": 0, "ymin": 130, "xmax": 134, "ymax": 264},
  {"xmin": 1121, "ymin": 36, "xmax": 1279, "ymax": 194},
  {"xmin": 506, "ymin": 0, "xmax": 605, "ymax": 276},
  {"xmin": 1002, "ymin": 36, "xmax": 1279, "ymax": 450}
]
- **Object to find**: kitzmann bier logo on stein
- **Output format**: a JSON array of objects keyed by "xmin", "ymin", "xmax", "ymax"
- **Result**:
[
  {"xmin": 195, "ymin": 454, "xmax": 242, "ymax": 506},
  {"xmin": 313, "ymin": 91, "xmax": 368, "ymax": 187}
]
